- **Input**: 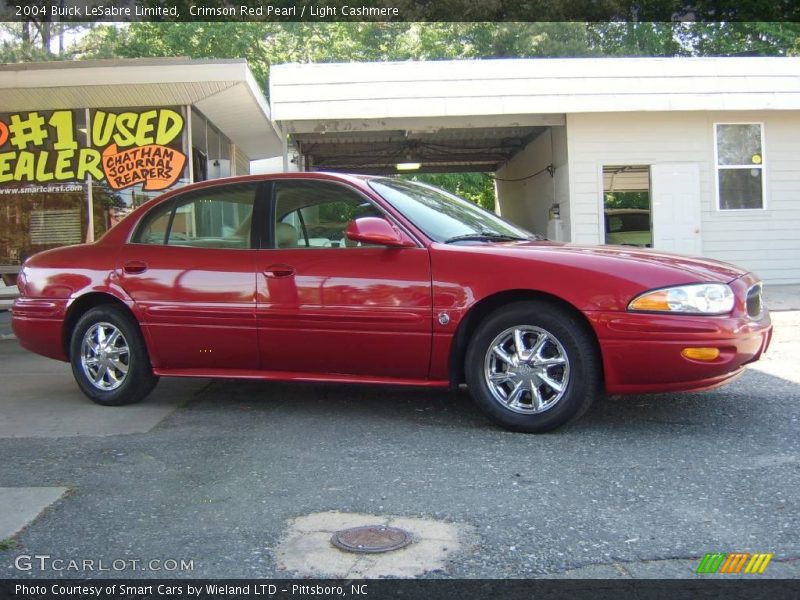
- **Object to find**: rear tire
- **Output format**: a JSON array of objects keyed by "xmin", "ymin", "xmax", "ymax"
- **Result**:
[
  {"xmin": 465, "ymin": 301, "xmax": 601, "ymax": 432},
  {"xmin": 69, "ymin": 305, "xmax": 158, "ymax": 406}
]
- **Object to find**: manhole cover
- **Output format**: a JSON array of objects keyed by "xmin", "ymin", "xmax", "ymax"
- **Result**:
[{"xmin": 331, "ymin": 525, "xmax": 412, "ymax": 554}]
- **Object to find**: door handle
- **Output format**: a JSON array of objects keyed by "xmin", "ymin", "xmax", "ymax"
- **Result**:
[
  {"xmin": 122, "ymin": 260, "xmax": 148, "ymax": 274},
  {"xmin": 263, "ymin": 264, "xmax": 295, "ymax": 278}
]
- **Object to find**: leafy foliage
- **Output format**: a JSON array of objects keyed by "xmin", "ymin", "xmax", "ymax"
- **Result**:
[
  {"xmin": 405, "ymin": 173, "xmax": 497, "ymax": 211},
  {"xmin": 604, "ymin": 191, "xmax": 650, "ymax": 210},
  {"xmin": 7, "ymin": 22, "xmax": 800, "ymax": 89}
]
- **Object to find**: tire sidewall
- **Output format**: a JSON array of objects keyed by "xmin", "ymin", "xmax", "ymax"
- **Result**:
[
  {"xmin": 69, "ymin": 305, "xmax": 155, "ymax": 406},
  {"xmin": 465, "ymin": 301, "xmax": 600, "ymax": 432}
]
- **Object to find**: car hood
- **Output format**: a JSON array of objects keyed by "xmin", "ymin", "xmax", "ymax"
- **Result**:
[{"xmin": 453, "ymin": 240, "xmax": 748, "ymax": 284}]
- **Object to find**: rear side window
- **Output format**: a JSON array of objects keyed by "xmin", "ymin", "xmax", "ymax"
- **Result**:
[
  {"xmin": 136, "ymin": 206, "xmax": 173, "ymax": 244},
  {"xmin": 134, "ymin": 184, "xmax": 257, "ymax": 249}
]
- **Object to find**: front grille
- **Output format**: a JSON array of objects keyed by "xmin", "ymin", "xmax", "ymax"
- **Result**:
[{"xmin": 746, "ymin": 283, "xmax": 763, "ymax": 318}]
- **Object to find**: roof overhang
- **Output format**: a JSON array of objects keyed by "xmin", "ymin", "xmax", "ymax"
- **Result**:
[
  {"xmin": 271, "ymin": 56, "xmax": 800, "ymax": 121},
  {"xmin": 270, "ymin": 56, "xmax": 800, "ymax": 174},
  {"xmin": 0, "ymin": 58, "xmax": 282, "ymax": 160}
]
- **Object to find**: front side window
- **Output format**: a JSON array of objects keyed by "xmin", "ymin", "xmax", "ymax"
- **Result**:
[
  {"xmin": 273, "ymin": 181, "xmax": 382, "ymax": 249},
  {"xmin": 716, "ymin": 124, "xmax": 764, "ymax": 210},
  {"xmin": 134, "ymin": 184, "xmax": 256, "ymax": 248}
]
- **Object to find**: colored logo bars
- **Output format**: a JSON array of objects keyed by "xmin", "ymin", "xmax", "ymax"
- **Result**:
[{"xmin": 697, "ymin": 552, "xmax": 773, "ymax": 574}]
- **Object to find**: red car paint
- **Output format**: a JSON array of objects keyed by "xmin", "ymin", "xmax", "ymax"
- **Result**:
[{"xmin": 12, "ymin": 172, "xmax": 772, "ymax": 396}]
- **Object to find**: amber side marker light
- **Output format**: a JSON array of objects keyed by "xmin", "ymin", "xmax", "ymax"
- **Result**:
[
  {"xmin": 682, "ymin": 347, "xmax": 721, "ymax": 361},
  {"xmin": 629, "ymin": 291, "xmax": 671, "ymax": 312}
]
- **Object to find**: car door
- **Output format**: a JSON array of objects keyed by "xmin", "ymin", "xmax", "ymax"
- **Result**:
[
  {"xmin": 256, "ymin": 179, "xmax": 432, "ymax": 379},
  {"xmin": 117, "ymin": 182, "xmax": 261, "ymax": 370}
]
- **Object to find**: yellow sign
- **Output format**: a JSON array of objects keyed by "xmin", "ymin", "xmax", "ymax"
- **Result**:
[{"xmin": 0, "ymin": 108, "xmax": 186, "ymax": 191}]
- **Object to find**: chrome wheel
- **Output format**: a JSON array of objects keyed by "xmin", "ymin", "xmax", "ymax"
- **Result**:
[
  {"xmin": 483, "ymin": 325, "xmax": 571, "ymax": 414},
  {"xmin": 80, "ymin": 322, "xmax": 130, "ymax": 391}
]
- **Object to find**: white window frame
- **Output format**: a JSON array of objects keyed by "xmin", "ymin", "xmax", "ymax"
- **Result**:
[{"xmin": 713, "ymin": 122, "xmax": 766, "ymax": 211}]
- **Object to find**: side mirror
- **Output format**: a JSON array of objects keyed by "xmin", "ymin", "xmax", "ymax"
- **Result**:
[{"xmin": 345, "ymin": 217, "xmax": 416, "ymax": 248}]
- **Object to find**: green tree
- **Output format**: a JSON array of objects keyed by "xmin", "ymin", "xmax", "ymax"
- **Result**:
[
  {"xmin": 690, "ymin": 22, "xmax": 800, "ymax": 56},
  {"xmin": 23, "ymin": 21, "xmax": 800, "ymax": 89},
  {"xmin": 0, "ymin": 21, "xmax": 95, "ymax": 62},
  {"xmin": 406, "ymin": 173, "xmax": 497, "ymax": 211},
  {"xmin": 604, "ymin": 191, "xmax": 650, "ymax": 210},
  {"xmin": 74, "ymin": 23, "xmax": 278, "ymax": 88},
  {"xmin": 587, "ymin": 22, "xmax": 686, "ymax": 56}
]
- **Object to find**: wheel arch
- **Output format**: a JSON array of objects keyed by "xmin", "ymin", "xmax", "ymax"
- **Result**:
[
  {"xmin": 63, "ymin": 292, "xmax": 137, "ymax": 360},
  {"xmin": 448, "ymin": 289, "xmax": 603, "ymax": 388}
]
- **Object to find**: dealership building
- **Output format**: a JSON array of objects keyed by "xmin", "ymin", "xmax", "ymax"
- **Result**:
[
  {"xmin": 0, "ymin": 57, "xmax": 281, "ymax": 269},
  {"xmin": 2, "ymin": 55, "xmax": 799, "ymax": 284}
]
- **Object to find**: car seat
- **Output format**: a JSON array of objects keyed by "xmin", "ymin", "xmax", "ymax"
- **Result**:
[{"xmin": 276, "ymin": 222, "xmax": 299, "ymax": 248}]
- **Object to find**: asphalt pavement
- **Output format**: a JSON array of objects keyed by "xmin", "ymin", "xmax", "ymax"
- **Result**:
[{"xmin": 0, "ymin": 309, "xmax": 798, "ymax": 579}]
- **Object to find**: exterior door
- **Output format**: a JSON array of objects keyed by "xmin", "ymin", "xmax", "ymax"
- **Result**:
[
  {"xmin": 117, "ymin": 183, "xmax": 260, "ymax": 370},
  {"xmin": 256, "ymin": 180, "xmax": 432, "ymax": 379},
  {"xmin": 651, "ymin": 163, "xmax": 702, "ymax": 255}
]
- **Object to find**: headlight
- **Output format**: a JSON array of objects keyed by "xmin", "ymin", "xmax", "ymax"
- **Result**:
[{"xmin": 628, "ymin": 283, "xmax": 734, "ymax": 315}]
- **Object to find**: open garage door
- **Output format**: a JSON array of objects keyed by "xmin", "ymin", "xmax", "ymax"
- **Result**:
[{"xmin": 291, "ymin": 126, "xmax": 548, "ymax": 174}]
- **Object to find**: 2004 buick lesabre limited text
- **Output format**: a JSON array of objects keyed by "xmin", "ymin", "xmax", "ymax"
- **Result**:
[{"xmin": 12, "ymin": 173, "xmax": 772, "ymax": 432}]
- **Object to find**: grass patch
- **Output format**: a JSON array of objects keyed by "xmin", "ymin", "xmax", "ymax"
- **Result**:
[{"xmin": 0, "ymin": 538, "xmax": 17, "ymax": 551}]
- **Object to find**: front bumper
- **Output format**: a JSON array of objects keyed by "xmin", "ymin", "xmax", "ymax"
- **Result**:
[{"xmin": 587, "ymin": 297, "xmax": 772, "ymax": 395}]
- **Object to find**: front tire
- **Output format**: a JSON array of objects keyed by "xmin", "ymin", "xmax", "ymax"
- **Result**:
[
  {"xmin": 465, "ymin": 301, "xmax": 601, "ymax": 432},
  {"xmin": 69, "ymin": 305, "xmax": 158, "ymax": 406}
]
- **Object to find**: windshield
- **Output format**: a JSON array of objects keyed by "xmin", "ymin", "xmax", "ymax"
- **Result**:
[{"xmin": 367, "ymin": 178, "xmax": 534, "ymax": 243}]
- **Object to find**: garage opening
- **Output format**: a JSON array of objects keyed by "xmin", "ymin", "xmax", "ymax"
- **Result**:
[
  {"xmin": 288, "ymin": 125, "xmax": 552, "ymax": 217},
  {"xmin": 292, "ymin": 127, "xmax": 545, "ymax": 176},
  {"xmin": 603, "ymin": 165, "xmax": 652, "ymax": 247},
  {"xmin": 278, "ymin": 116, "xmax": 567, "ymax": 239}
]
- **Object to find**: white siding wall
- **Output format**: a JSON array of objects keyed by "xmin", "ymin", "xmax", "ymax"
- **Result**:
[
  {"xmin": 567, "ymin": 111, "xmax": 800, "ymax": 283},
  {"xmin": 496, "ymin": 130, "xmax": 554, "ymax": 236},
  {"xmin": 552, "ymin": 126, "xmax": 571, "ymax": 236},
  {"xmin": 496, "ymin": 127, "xmax": 569, "ymax": 238}
]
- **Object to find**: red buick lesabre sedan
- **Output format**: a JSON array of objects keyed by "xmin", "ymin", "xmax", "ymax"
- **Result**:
[{"xmin": 12, "ymin": 173, "xmax": 772, "ymax": 432}]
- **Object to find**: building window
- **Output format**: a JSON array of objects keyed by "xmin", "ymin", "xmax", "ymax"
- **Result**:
[
  {"xmin": 715, "ymin": 123, "xmax": 764, "ymax": 210},
  {"xmin": 191, "ymin": 108, "xmax": 232, "ymax": 182}
]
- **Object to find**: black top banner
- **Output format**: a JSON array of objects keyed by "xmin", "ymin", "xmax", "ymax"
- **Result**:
[
  {"xmin": 2, "ymin": 0, "xmax": 800, "ymax": 22},
  {"xmin": 3, "ymin": 579, "xmax": 800, "ymax": 600}
]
